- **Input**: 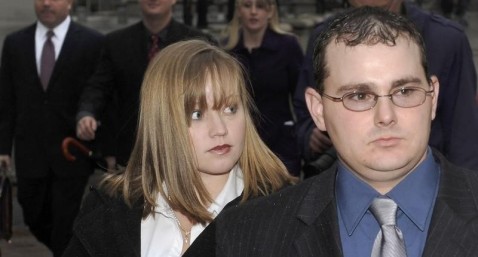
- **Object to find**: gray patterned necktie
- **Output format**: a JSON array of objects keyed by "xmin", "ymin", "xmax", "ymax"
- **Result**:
[
  {"xmin": 369, "ymin": 198, "xmax": 407, "ymax": 257},
  {"xmin": 40, "ymin": 30, "xmax": 55, "ymax": 91}
]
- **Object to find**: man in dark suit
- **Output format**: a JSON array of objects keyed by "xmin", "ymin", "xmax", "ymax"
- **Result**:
[
  {"xmin": 188, "ymin": 7, "xmax": 478, "ymax": 257},
  {"xmin": 75, "ymin": 0, "xmax": 215, "ymax": 167},
  {"xmin": 0, "ymin": 0, "xmax": 103, "ymax": 256}
]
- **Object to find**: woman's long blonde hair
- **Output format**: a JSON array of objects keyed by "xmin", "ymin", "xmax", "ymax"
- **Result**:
[
  {"xmin": 223, "ymin": 0, "xmax": 291, "ymax": 50},
  {"xmin": 102, "ymin": 39, "xmax": 295, "ymax": 224}
]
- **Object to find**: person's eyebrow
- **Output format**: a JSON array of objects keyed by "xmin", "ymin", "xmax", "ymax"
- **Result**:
[
  {"xmin": 334, "ymin": 76, "xmax": 424, "ymax": 94},
  {"xmin": 391, "ymin": 77, "xmax": 423, "ymax": 89},
  {"xmin": 336, "ymin": 83, "xmax": 374, "ymax": 94}
]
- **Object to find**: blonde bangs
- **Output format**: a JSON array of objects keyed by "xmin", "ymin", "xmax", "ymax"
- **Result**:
[{"xmin": 183, "ymin": 50, "xmax": 249, "ymax": 126}]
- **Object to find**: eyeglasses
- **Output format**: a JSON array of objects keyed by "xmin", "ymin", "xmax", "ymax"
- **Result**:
[{"xmin": 321, "ymin": 86, "xmax": 434, "ymax": 112}]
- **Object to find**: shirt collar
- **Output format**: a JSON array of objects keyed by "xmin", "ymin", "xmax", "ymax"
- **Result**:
[
  {"xmin": 155, "ymin": 189, "xmax": 174, "ymax": 218},
  {"xmin": 37, "ymin": 15, "xmax": 71, "ymax": 42},
  {"xmin": 336, "ymin": 147, "xmax": 440, "ymax": 235},
  {"xmin": 336, "ymin": 161, "xmax": 378, "ymax": 236},
  {"xmin": 387, "ymin": 148, "xmax": 440, "ymax": 231},
  {"xmin": 208, "ymin": 165, "xmax": 244, "ymax": 217}
]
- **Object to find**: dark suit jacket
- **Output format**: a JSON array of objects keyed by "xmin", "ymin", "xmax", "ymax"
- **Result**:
[
  {"xmin": 62, "ymin": 187, "xmax": 243, "ymax": 257},
  {"xmin": 78, "ymin": 20, "xmax": 215, "ymax": 166},
  {"xmin": 0, "ymin": 22, "xmax": 103, "ymax": 178},
  {"xmin": 209, "ymin": 150, "xmax": 478, "ymax": 257}
]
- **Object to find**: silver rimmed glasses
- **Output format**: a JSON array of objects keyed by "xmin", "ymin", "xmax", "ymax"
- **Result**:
[{"xmin": 321, "ymin": 86, "xmax": 434, "ymax": 112}]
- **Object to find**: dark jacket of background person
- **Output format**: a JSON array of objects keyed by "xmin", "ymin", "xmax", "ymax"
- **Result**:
[
  {"xmin": 294, "ymin": 1, "xmax": 478, "ymax": 170},
  {"xmin": 0, "ymin": 21, "xmax": 103, "ymax": 256},
  {"xmin": 0, "ymin": 22, "xmax": 101, "ymax": 178},
  {"xmin": 230, "ymin": 29, "xmax": 304, "ymax": 176},
  {"xmin": 198, "ymin": 150, "xmax": 478, "ymax": 257},
  {"xmin": 77, "ymin": 20, "xmax": 214, "ymax": 166}
]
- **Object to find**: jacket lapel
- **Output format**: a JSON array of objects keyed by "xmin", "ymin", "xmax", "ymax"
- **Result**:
[
  {"xmin": 422, "ymin": 151, "xmax": 478, "ymax": 257},
  {"xmin": 293, "ymin": 166, "xmax": 343, "ymax": 257},
  {"xmin": 131, "ymin": 22, "xmax": 149, "ymax": 74},
  {"xmin": 23, "ymin": 24, "xmax": 43, "ymax": 92},
  {"xmin": 422, "ymin": 199, "xmax": 469, "ymax": 257},
  {"xmin": 46, "ymin": 22, "xmax": 77, "ymax": 90}
]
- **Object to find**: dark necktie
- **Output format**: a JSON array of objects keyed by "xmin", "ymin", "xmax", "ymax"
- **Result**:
[
  {"xmin": 369, "ymin": 198, "xmax": 408, "ymax": 257},
  {"xmin": 148, "ymin": 34, "xmax": 160, "ymax": 61},
  {"xmin": 40, "ymin": 30, "xmax": 55, "ymax": 91}
]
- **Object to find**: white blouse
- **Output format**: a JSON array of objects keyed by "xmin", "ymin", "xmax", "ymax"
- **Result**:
[{"xmin": 141, "ymin": 165, "xmax": 244, "ymax": 257}]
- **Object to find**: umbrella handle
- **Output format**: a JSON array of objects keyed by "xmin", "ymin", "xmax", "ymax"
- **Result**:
[{"xmin": 62, "ymin": 137, "xmax": 92, "ymax": 161}]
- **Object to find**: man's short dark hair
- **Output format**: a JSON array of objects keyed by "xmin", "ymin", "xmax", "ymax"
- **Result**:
[{"xmin": 313, "ymin": 6, "xmax": 429, "ymax": 93}]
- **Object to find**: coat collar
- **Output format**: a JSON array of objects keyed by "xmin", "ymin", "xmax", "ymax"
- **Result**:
[
  {"xmin": 292, "ymin": 163, "xmax": 344, "ymax": 257},
  {"xmin": 22, "ymin": 24, "xmax": 40, "ymax": 91},
  {"xmin": 47, "ymin": 21, "xmax": 77, "ymax": 90},
  {"xmin": 135, "ymin": 19, "xmax": 198, "ymax": 68},
  {"xmin": 235, "ymin": 28, "xmax": 283, "ymax": 53}
]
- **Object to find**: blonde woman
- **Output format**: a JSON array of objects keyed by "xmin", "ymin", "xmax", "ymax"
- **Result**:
[
  {"xmin": 223, "ymin": 0, "xmax": 304, "ymax": 176},
  {"xmin": 62, "ymin": 39, "xmax": 295, "ymax": 257}
]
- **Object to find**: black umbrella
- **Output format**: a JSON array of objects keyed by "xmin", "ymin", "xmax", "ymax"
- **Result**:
[{"xmin": 62, "ymin": 137, "xmax": 117, "ymax": 173}]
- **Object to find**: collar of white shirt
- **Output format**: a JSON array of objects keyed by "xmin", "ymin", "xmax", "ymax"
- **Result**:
[
  {"xmin": 141, "ymin": 165, "xmax": 244, "ymax": 257},
  {"xmin": 35, "ymin": 16, "xmax": 71, "ymax": 72}
]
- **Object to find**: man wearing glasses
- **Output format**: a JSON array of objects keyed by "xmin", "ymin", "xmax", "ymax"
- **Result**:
[
  {"xmin": 188, "ymin": 7, "xmax": 478, "ymax": 257},
  {"xmin": 294, "ymin": 0, "xmax": 478, "ymax": 175}
]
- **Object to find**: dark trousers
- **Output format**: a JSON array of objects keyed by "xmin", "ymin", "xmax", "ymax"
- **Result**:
[{"xmin": 16, "ymin": 173, "xmax": 89, "ymax": 257}]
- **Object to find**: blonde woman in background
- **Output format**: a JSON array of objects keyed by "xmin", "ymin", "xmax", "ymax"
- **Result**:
[
  {"xmin": 223, "ymin": 0, "xmax": 304, "ymax": 176},
  {"xmin": 62, "ymin": 39, "xmax": 295, "ymax": 257}
]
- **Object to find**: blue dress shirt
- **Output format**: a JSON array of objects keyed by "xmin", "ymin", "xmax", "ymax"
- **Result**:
[{"xmin": 336, "ymin": 148, "xmax": 440, "ymax": 257}]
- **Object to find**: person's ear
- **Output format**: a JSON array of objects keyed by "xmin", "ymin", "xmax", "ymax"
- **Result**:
[
  {"xmin": 305, "ymin": 87, "xmax": 327, "ymax": 131},
  {"xmin": 429, "ymin": 75, "xmax": 440, "ymax": 120}
]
